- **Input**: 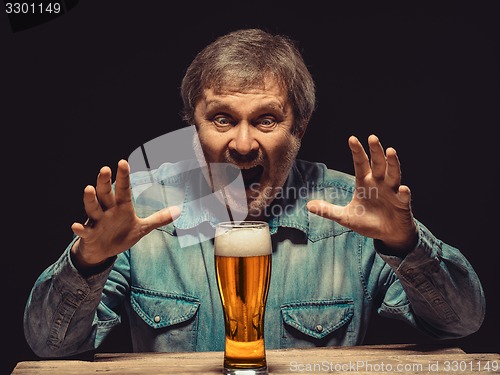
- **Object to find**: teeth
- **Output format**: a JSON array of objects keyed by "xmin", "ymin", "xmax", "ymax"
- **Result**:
[{"xmin": 239, "ymin": 164, "xmax": 260, "ymax": 170}]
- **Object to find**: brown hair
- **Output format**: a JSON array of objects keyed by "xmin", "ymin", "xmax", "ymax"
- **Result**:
[{"xmin": 180, "ymin": 28, "xmax": 316, "ymax": 134}]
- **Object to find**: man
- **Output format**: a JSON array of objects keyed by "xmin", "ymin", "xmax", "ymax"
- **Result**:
[{"xmin": 24, "ymin": 28, "xmax": 485, "ymax": 357}]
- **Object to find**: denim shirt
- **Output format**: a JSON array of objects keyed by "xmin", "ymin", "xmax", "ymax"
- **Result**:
[{"xmin": 24, "ymin": 159, "xmax": 485, "ymax": 357}]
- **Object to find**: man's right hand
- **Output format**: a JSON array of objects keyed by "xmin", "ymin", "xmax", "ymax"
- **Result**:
[{"xmin": 70, "ymin": 159, "xmax": 180, "ymax": 271}]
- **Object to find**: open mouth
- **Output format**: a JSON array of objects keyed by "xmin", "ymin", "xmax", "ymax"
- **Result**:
[{"xmin": 240, "ymin": 165, "xmax": 264, "ymax": 188}]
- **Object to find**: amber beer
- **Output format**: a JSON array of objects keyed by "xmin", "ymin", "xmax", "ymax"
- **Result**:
[{"xmin": 214, "ymin": 221, "xmax": 272, "ymax": 374}]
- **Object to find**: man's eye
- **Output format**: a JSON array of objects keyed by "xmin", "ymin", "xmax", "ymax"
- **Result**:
[
  {"xmin": 214, "ymin": 116, "xmax": 231, "ymax": 126},
  {"xmin": 259, "ymin": 118, "xmax": 276, "ymax": 127}
]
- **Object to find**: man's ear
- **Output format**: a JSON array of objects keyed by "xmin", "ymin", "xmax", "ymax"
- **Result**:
[{"xmin": 295, "ymin": 122, "xmax": 308, "ymax": 139}]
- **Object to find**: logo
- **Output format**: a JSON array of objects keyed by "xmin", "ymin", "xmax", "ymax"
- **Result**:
[{"xmin": 128, "ymin": 125, "xmax": 247, "ymax": 247}]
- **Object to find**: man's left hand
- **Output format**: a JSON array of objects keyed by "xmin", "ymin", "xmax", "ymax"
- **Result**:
[{"xmin": 307, "ymin": 134, "xmax": 418, "ymax": 255}]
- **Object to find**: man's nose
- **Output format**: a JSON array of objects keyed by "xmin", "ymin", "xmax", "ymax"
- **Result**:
[{"xmin": 228, "ymin": 123, "xmax": 259, "ymax": 155}]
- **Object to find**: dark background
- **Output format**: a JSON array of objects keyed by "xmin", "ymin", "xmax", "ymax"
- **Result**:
[{"xmin": 2, "ymin": 1, "xmax": 499, "ymax": 374}]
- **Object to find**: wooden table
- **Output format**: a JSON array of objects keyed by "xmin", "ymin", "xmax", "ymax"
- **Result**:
[{"xmin": 11, "ymin": 344, "xmax": 500, "ymax": 374}]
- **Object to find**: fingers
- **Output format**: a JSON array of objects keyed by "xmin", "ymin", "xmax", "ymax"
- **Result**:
[
  {"xmin": 95, "ymin": 166, "xmax": 115, "ymax": 209},
  {"xmin": 114, "ymin": 159, "xmax": 132, "ymax": 205},
  {"xmin": 72, "ymin": 185, "xmax": 104, "ymax": 238},
  {"xmin": 385, "ymin": 147, "xmax": 401, "ymax": 189},
  {"xmin": 348, "ymin": 136, "xmax": 371, "ymax": 180},
  {"xmin": 93, "ymin": 160, "xmax": 131, "ymax": 210},
  {"xmin": 398, "ymin": 185, "xmax": 412, "ymax": 205},
  {"xmin": 141, "ymin": 205, "xmax": 181, "ymax": 233},
  {"xmin": 368, "ymin": 134, "xmax": 386, "ymax": 179},
  {"xmin": 306, "ymin": 200, "xmax": 344, "ymax": 222},
  {"xmin": 351, "ymin": 134, "xmax": 402, "ymax": 190},
  {"xmin": 83, "ymin": 185, "xmax": 104, "ymax": 222},
  {"xmin": 71, "ymin": 222, "xmax": 86, "ymax": 238},
  {"xmin": 74, "ymin": 160, "xmax": 131, "ymax": 234}
]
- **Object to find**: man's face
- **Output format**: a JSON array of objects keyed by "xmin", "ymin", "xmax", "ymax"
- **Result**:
[{"xmin": 194, "ymin": 77, "xmax": 302, "ymax": 220}]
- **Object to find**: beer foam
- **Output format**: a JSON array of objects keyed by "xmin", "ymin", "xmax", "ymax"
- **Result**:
[{"xmin": 215, "ymin": 227, "xmax": 272, "ymax": 257}]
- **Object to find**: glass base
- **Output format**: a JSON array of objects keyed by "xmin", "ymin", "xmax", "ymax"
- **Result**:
[{"xmin": 223, "ymin": 366, "xmax": 268, "ymax": 375}]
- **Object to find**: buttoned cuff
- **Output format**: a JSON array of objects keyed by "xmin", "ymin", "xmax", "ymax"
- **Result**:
[
  {"xmin": 53, "ymin": 237, "xmax": 116, "ymax": 297},
  {"xmin": 47, "ymin": 238, "xmax": 116, "ymax": 348},
  {"xmin": 375, "ymin": 220, "xmax": 441, "ymax": 273}
]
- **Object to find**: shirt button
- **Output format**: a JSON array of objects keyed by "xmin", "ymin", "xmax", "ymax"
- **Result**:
[
  {"xmin": 316, "ymin": 324, "xmax": 323, "ymax": 333},
  {"xmin": 154, "ymin": 315, "xmax": 161, "ymax": 323}
]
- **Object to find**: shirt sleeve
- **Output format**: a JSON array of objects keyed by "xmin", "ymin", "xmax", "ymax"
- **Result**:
[
  {"xmin": 374, "ymin": 220, "xmax": 486, "ymax": 339},
  {"xmin": 23, "ymin": 237, "xmax": 127, "ymax": 358}
]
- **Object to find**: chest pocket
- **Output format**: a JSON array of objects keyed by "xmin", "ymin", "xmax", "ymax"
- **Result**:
[
  {"xmin": 130, "ymin": 287, "xmax": 200, "ymax": 351},
  {"xmin": 280, "ymin": 299, "xmax": 354, "ymax": 348}
]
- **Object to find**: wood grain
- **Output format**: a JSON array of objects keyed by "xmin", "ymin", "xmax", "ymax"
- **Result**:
[{"xmin": 12, "ymin": 344, "xmax": 500, "ymax": 374}]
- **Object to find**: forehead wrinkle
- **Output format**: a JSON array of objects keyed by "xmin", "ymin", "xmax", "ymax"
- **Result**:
[
  {"xmin": 203, "ymin": 89, "xmax": 289, "ymax": 115},
  {"xmin": 204, "ymin": 99, "xmax": 286, "ymax": 114}
]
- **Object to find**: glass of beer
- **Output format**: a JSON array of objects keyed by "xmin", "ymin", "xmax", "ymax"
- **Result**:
[{"xmin": 214, "ymin": 221, "xmax": 272, "ymax": 375}]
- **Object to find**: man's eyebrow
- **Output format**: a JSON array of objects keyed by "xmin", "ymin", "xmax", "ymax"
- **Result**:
[{"xmin": 254, "ymin": 102, "xmax": 285, "ymax": 113}]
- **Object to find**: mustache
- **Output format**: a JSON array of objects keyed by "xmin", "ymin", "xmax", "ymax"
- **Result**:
[{"xmin": 222, "ymin": 149, "xmax": 265, "ymax": 166}]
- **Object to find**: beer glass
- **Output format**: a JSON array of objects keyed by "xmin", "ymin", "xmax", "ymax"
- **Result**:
[{"xmin": 214, "ymin": 221, "xmax": 272, "ymax": 375}]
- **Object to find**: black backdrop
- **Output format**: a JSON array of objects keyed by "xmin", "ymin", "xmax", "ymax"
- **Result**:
[{"xmin": 2, "ymin": 1, "xmax": 499, "ymax": 374}]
